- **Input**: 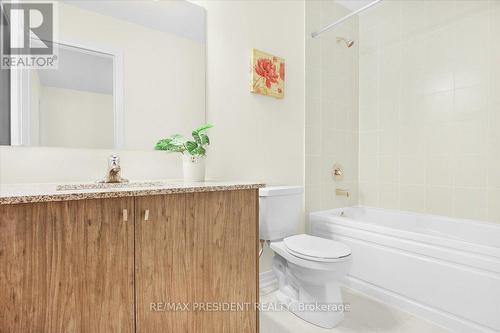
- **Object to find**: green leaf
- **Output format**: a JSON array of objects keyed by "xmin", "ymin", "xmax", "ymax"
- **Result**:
[
  {"xmin": 191, "ymin": 146, "xmax": 206, "ymax": 156},
  {"xmin": 200, "ymin": 134, "xmax": 210, "ymax": 145},
  {"xmin": 194, "ymin": 123, "xmax": 213, "ymax": 134},
  {"xmin": 185, "ymin": 141, "xmax": 198, "ymax": 154},
  {"xmin": 154, "ymin": 135, "xmax": 186, "ymax": 152},
  {"xmin": 169, "ymin": 134, "xmax": 185, "ymax": 145},
  {"xmin": 155, "ymin": 124, "xmax": 212, "ymax": 155},
  {"xmin": 192, "ymin": 130, "xmax": 201, "ymax": 144},
  {"xmin": 154, "ymin": 138, "xmax": 171, "ymax": 150}
]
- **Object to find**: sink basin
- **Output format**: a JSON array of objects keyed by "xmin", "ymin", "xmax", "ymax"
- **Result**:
[{"xmin": 56, "ymin": 181, "xmax": 168, "ymax": 191}]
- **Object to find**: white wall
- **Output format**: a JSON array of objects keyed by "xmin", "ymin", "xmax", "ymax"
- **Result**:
[
  {"xmin": 194, "ymin": 0, "xmax": 305, "ymax": 271},
  {"xmin": 0, "ymin": 146, "xmax": 183, "ymax": 184},
  {"xmin": 197, "ymin": 0, "xmax": 304, "ymax": 185},
  {"xmin": 358, "ymin": 0, "xmax": 500, "ymax": 224},
  {"xmin": 39, "ymin": 86, "xmax": 114, "ymax": 149}
]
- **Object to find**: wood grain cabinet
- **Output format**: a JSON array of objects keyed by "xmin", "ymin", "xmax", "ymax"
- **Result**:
[
  {"xmin": 0, "ymin": 189, "xmax": 259, "ymax": 333},
  {"xmin": 0, "ymin": 197, "xmax": 135, "ymax": 333}
]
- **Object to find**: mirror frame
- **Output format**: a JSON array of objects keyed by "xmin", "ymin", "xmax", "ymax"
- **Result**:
[{"xmin": 10, "ymin": 38, "xmax": 124, "ymax": 148}]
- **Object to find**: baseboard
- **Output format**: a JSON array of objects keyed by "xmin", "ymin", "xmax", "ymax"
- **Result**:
[
  {"xmin": 342, "ymin": 276, "xmax": 497, "ymax": 333},
  {"xmin": 260, "ymin": 270, "xmax": 278, "ymax": 296}
]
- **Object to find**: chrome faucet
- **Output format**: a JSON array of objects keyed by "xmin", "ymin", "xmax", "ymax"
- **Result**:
[{"xmin": 98, "ymin": 154, "xmax": 129, "ymax": 183}]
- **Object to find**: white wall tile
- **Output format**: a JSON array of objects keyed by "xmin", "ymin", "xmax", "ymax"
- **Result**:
[
  {"xmin": 306, "ymin": 97, "xmax": 321, "ymax": 128},
  {"xmin": 422, "ymin": 27, "xmax": 456, "ymax": 94},
  {"xmin": 379, "ymin": 183, "xmax": 400, "ymax": 210},
  {"xmin": 400, "ymin": 156, "xmax": 425, "ymax": 185},
  {"xmin": 306, "ymin": 155, "xmax": 322, "ymax": 186},
  {"xmin": 452, "ymin": 120, "xmax": 488, "ymax": 156},
  {"xmin": 454, "ymin": 85, "xmax": 487, "ymax": 122},
  {"xmin": 425, "ymin": 123, "xmax": 453, "ymax": 157},
  {"xmin": 321, "ymin": 99, "xmax": 336, "ymax": 133},
  {"xmin": 305, "ymin": 185, "xmax": 322, "ymax": 213},
  {"xmin": 359, "ymin": 131, "xmax": 379, "ymax": 156},
  {"xmin": 320, "ymin": 155, "xmax": 336, "ymax": 184},
  {"xmin": 421, "ymin": 90, "xmax": 454, "ymax": 124},
  {"xmin": 400, "ymin": 185, "xmax": 425, "ymax": 213},
  {"xmin": 335, "ymin": 103, "xmax": 354, "ymax": 131},
  {"xmin": 454, "ymin": 7, "xmax": 490, "ymax": 88},
  {"xmin": 359, "ymin": 155, "xmax": 379, "ymax": 184},
  {"xmin": 454, "ymin": 0, "xmax": 490, "ymax": 18},
  {"xmin": 424, "ymin": 1, "xmax": 457, "ymax": 31},
  {"xmin": 453, "ymin": 188, "xmax": 488, "ymax": 221},
  {"xmin": 305, "ymin": 0, "xmax": 359, "ymax": 213},
  {"xmin": 359, "ymin": 182, "xmax": 379, "ymax": 207},
  {"xmin": 312, "ymin": 0, "xmax": 500, "ymax": 225},
  {"xmin": 306, "ymin": 38, "xmax": 321, "ymax": 71},
  {"xmin": 379, "ymin": 155, "xmax": 399, "ymax": 184},
  {"xmin": 359, "ymin": 53, "xmax": 379, "ymax": 131},
  {"xmin": 426, "ymin": 157, "xmax": 454, "ymax": 187},
  {"xmin": 401, "ymin": 0, "xmax": 426, "ymax": 37},
  {"xmin": 379, "ymin": 130, "xmax": 399, "ymax": 156},
  {"xmin": 489, "ymin": 112, "xmax": 500, "ymax": 155},
  {"xmin": 306, "ymin": 125, "xmax": 321, "ymax": 156},
  {"xmin": 454, "ymin": 157, "xmax": 488, "ymax": 188},
  {"xmin": 358, "ymin": 0, "xmax": 497, "ymax": 223},
  {"xmin": 425, "ymin": 186, "xmax": 453, "ymax": 217},
  {"xmin": 489, "ymin": 154, "xmax": 500, "ymax": 188},
  {"xmin": 400, "ymin": 125, "xmax": 426, "ymax": 156},
  {"xmin": 321, "ymin": 130, "xmax": 336, "ymax": 157},
  {"xmin": 306, "ymin": 67, "xmax": 321, "ymax": 101},
  {"xmin": 488, "ymin": 188, "xmax": 500, "ymax": 223}
]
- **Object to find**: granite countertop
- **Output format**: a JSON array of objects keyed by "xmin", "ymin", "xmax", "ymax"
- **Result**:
[{"xmin": 0, "ymin": 181, "xmax": 265, "ymax": 205}]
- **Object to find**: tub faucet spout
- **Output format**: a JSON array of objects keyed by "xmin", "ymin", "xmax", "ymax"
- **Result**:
[{"xmin": 336, "ymin": 188, "xmax": 350, "ymax": 198}]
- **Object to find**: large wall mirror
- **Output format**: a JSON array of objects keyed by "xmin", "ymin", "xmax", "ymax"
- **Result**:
[{"xmin": 0, "ymin": 0, "xmax": 206, "ymax": 150}]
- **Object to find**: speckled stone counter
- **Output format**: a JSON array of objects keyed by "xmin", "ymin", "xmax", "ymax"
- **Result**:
[{"xmin": 0, "ymin": 181, "xmax": 265, "ymax": 205}]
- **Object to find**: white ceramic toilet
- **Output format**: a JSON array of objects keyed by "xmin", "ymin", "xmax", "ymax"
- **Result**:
[{"xmin": 259, "ymin": 186, "xmax": 352, "ymax": 328}]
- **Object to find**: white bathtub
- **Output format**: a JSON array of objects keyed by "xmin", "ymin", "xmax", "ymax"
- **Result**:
[{"xmin": 309, "ymin": 206, "xmax": 500, "ymax": 333}]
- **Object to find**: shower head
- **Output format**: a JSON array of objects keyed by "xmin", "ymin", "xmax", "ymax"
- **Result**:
[{"xmin": 336, "ymin": 37, "xmax": 355, "ymax": 48}]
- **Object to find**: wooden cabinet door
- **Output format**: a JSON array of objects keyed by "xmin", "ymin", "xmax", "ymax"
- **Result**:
[
  {"xmin": 0, "ymin": 198, "xmax": 135, "ymax": 333},
  {"xmin": 135, "ymin": 190, "xmax": 258, "ymax": 333}
]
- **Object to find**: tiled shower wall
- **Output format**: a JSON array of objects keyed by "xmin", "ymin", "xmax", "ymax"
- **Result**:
[
  {"xmin": 305, "ymin": 1, "xmax": 359, "ymax": 215},
  {"xmin": 306, "ymin": 0, "xmax": 500, "ymax": 224},
  {"xmin": 358, "ymin": 0, "xmax": 500, "ymax": 223}
]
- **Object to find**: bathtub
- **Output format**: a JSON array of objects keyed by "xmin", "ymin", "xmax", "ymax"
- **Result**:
[{"xmin": 309, "ymin": 206, "xmax": 500, "ymax": 333}]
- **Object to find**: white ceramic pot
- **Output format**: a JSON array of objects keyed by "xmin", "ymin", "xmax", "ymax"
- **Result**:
[{"xmin": 182, "ymin": 154, "xmax": 206, "ymax": 182}]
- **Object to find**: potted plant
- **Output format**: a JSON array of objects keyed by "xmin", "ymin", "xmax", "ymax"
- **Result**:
[{"xmin": 154, "ymin": 123, "xmax": 213, "ymax": 182}]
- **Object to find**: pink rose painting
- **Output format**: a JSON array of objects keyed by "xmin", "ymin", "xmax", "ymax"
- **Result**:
[{"xmin": 251, "ymin": 49, "xmax": 285, "ymax": 99}]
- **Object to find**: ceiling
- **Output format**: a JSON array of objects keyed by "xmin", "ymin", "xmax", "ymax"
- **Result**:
[
  {"xmin": 63, "ymin": 0, "xmax": 206, "ymax": 43},
  {"xmin": 38, "ymin": 45, "xmax": 113, "ymax": 95}
]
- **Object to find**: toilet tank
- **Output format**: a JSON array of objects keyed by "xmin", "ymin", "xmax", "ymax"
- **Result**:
[{"xmin": 259, "ymin": 186, "xmax": 303, "ymax": 241}]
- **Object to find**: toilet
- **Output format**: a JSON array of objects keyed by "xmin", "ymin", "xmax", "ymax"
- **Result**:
[{"xmin": 259, "ymin": 186, "xmax": 352, "ymax": 329}]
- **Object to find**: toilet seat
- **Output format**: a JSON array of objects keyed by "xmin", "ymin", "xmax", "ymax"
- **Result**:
[
  {"xmin": 283, "ymin": 234, "xmax": 351, "ymax": 262},
  {"xmin": 270, "ymin": 240, "xmax": 351, "ymax": 272}
]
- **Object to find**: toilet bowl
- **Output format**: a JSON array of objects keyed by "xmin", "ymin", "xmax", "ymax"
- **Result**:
[
  {"xmin": 259, "ymin": 187, "xmax": 352, "ymax": 328},
  {"xmin": 270, "ymin": 234, "xmax": 351, "ymax": 328}
]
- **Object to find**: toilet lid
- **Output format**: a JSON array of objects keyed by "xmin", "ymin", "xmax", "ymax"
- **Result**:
[{"xmin": 283, "ymin": 234, "xmax": 351, "ymax": 260}]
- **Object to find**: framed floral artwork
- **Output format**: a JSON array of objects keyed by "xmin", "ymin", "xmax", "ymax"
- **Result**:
[{"xmin": 250, "ymin": 49, "xmax": 285, "ymax": 99}]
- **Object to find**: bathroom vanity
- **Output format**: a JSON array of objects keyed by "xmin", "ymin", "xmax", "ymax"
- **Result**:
[{"xmin": 0, "ymin": 182, "xmax": 263, "ymax": 333}]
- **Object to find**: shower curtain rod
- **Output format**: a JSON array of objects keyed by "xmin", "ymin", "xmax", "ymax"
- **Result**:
[{"xmin": 311, "ymin": 0, "xmax": 383, "ymax": 38}]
